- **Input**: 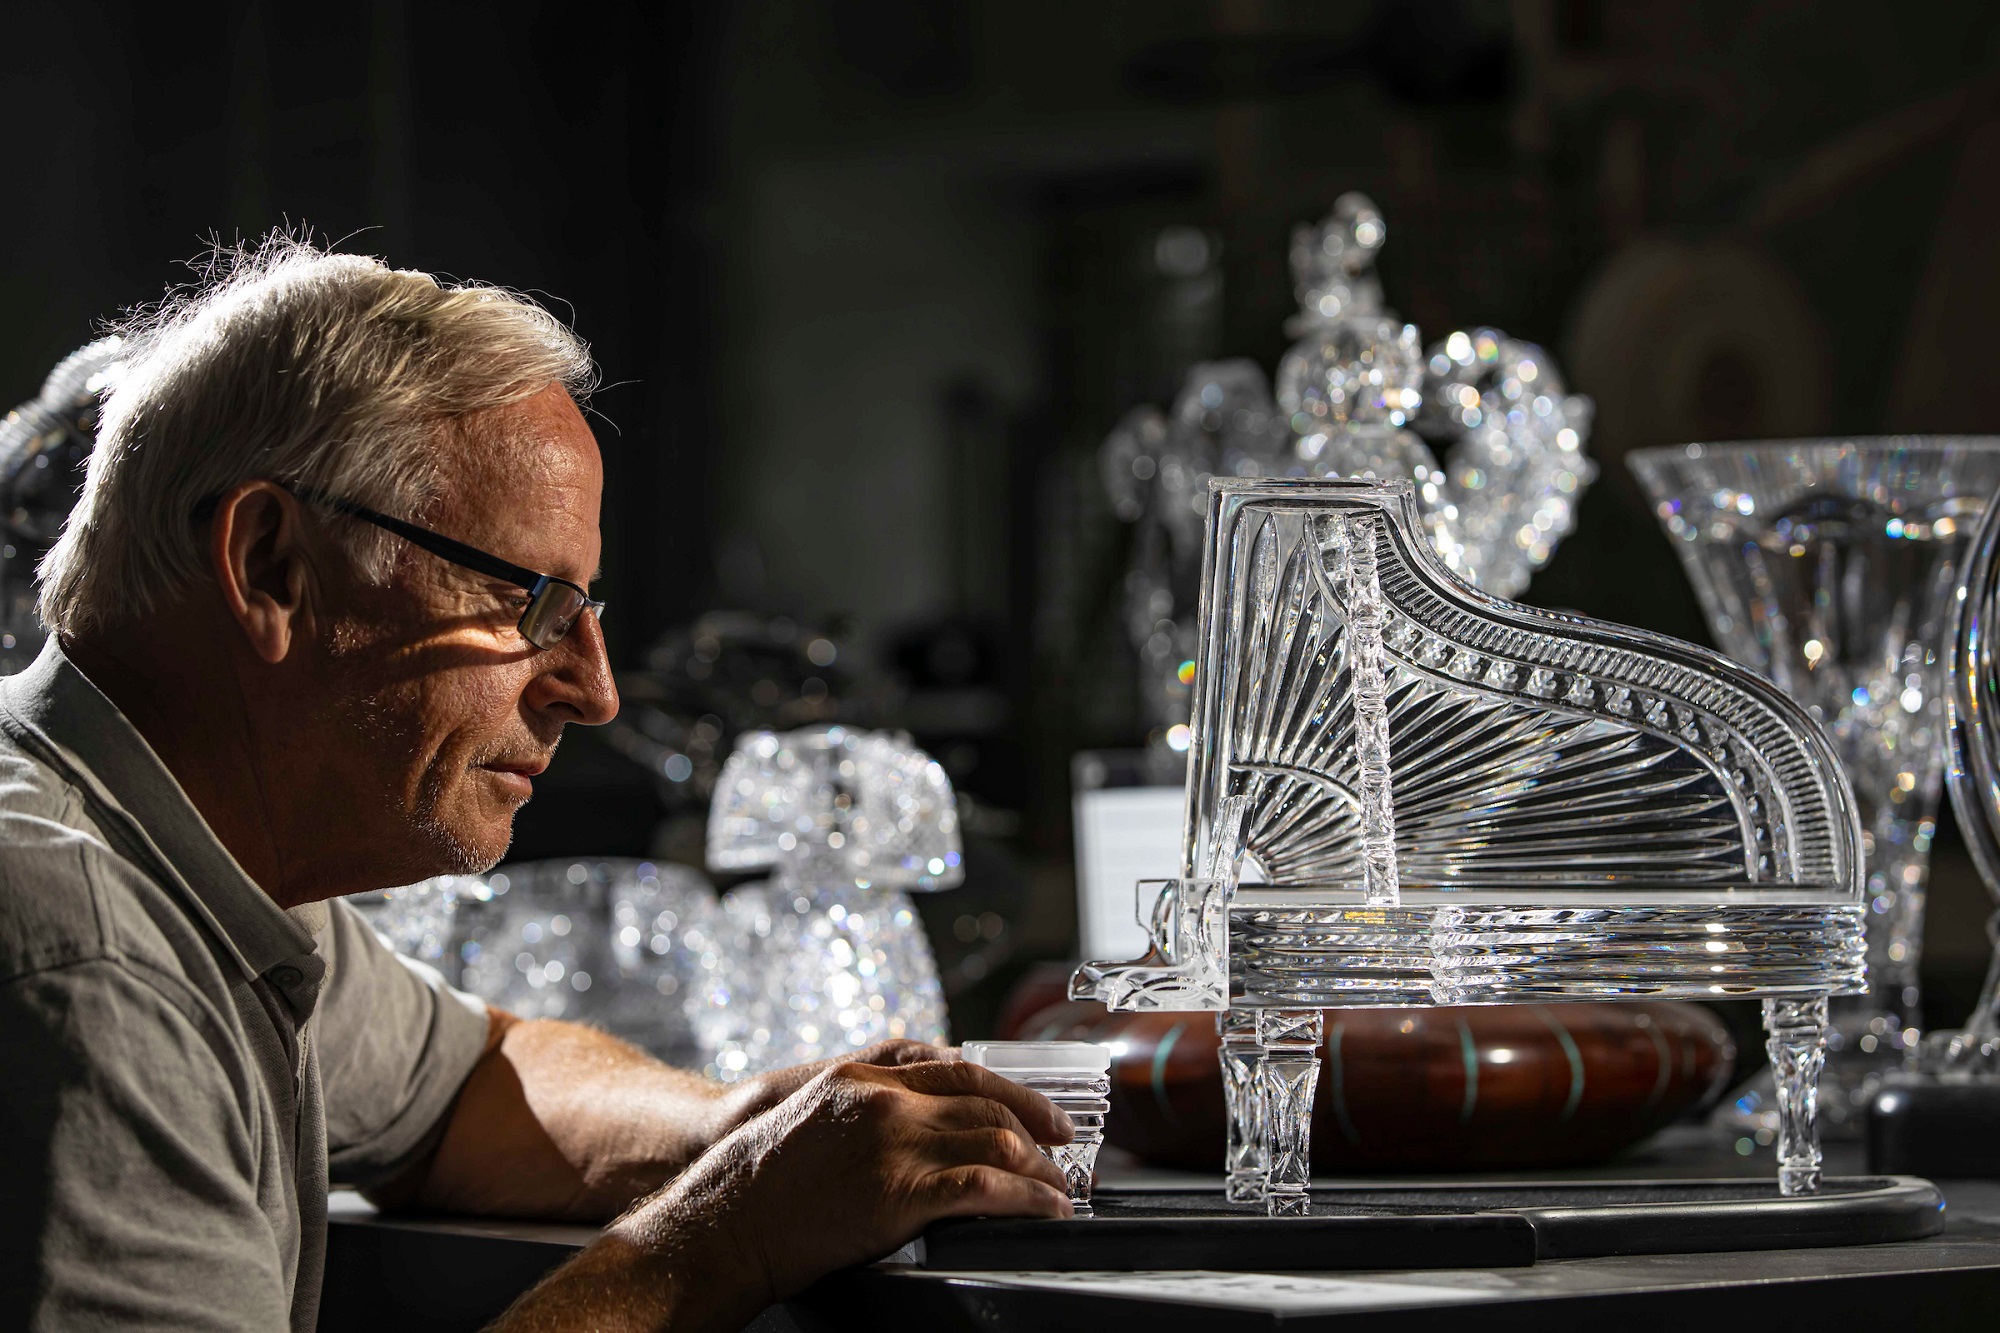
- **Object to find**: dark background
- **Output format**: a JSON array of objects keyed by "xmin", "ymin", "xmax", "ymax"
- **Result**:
[{"xmin": 8, "ymin": 0, "xmax": 2000, "ymax": 1034}]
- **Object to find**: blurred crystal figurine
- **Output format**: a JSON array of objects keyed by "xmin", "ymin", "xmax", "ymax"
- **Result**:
[
  {"xmin": 1631, "ymin": 440, "xmax": 2000, "ymax": 1124},
  {"xmin": 692, "ymin": 725, "xmax": 957, "ymax": 1078},
  {"xmin": 1073, "ymin": 478, "xmax": 1866, "ymax": 1210},
  {"xmin": 1100, "ymin": 361, "xmax": 1287, "ymax": 747},
  {"xmin": 1100, "ymin": 194, "xmax": 1595, "ymax": 748},
  {"xmin": 356, "ymin": 860, "xmax": 717, "ymax": 1070},
  {"xmin": 1931, "ymin": 476, "xmax": 2000, "ymax": 1076},
  {"xmin": 0, "ymin": 337, "xmax": 128, "ymax": 674},
  {"xmin": 1277, "ymin": 194, "xmax": 1433, "ymax": 487}
]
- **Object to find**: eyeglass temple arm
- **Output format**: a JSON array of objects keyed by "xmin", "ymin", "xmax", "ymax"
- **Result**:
[{"xmin": 307, "ymin": 493, "xmax": 548, "ymax": 592}]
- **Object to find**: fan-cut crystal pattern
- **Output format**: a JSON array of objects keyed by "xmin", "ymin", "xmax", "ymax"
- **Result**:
[{"xmin": 1074, "ymin": 478, "xmax": 1865, "ymax": 1208}]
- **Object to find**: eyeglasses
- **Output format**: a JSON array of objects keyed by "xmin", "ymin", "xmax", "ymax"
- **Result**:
[{"xmin": 194, "ymin": 487, "xmax": 605, "ymax": 650}]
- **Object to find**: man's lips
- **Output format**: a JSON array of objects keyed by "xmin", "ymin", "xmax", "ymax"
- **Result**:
[
  {"xmin": 481, "ymin": 758, "xmax": 550, "ymax": 798},
  {"xmin": 484, "ymin": 759, "xmax": 550, "ymax": 777}
]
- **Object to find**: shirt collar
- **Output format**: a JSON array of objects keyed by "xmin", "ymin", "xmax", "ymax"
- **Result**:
[{"xmin": 0, "ymin": 639, "xmax": 325, "ymax": 998}]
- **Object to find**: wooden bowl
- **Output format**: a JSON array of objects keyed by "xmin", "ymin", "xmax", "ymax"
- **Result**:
[{"xmin": 1005, "ymin": 998, "xmax": 1735, "ymax": 1170}]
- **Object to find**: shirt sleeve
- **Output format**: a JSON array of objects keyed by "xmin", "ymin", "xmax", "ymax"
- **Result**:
[
  {"xmin": 314, "ymin": 898, "xmax": 490, "ymax": 1189},
  {"xmin": 0, "ymin": 960, "xmax": 293, "ymax": 1332}
]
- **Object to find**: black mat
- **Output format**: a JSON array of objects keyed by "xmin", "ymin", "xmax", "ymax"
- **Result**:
[{"xmin": 919, "ymin": 1176, "xmax": 1945, "ymax": 1270}]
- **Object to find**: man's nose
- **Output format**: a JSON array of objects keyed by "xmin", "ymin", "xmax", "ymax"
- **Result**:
[{"xmin": 527, "ymin": 607, "xmax": 619, "ymax": 725}]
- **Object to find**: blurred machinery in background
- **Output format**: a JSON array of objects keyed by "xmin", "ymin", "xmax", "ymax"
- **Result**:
[{"xmin": 0, "ymin": 337, "xmax": 126, "ymax": 673}]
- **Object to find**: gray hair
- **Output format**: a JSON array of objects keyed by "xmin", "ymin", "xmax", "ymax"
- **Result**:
[{"xmin": 38, "ymin": 235, "xmax": 596, "ymax": 636}]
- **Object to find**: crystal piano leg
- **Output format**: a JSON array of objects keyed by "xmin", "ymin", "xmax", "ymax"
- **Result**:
[
  {"xmin": 1219, "ymin": 1010, "xmax": 1268, "ymax": 1204},
  {"xmin": 1765, "ymin": 996, "xmax": 1829, "ymax": 1196},
  {"xmin": 1258, "ymin": 1009, "xmax": 1325, "ymax": 1216}
]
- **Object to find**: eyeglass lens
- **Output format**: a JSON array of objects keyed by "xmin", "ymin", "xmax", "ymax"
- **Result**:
[{"xmin": 518, "ymin": 582, "xmax": 597, "ymax": 649}]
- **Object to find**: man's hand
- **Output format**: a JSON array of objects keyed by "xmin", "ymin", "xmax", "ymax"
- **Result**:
[
  {"xmin": 718, "ymin": 1037, "xmax": 950, "ymax": 1129},
  {"xmin": 667, "ymin": 1057, "xmax": 1074, "ymax": 1296},
  {"xmin": 491, "ymin": 1058, "xmax": 1074, "ymax": 1333}
]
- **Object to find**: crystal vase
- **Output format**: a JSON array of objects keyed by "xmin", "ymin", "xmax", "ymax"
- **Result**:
[{"xmin": 1631, "ymin": 438, "xmax": 2000, "ymax": 1124}]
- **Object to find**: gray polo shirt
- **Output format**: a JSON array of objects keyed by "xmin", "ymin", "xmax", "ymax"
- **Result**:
[{"xmin": 0, "ymin": 642, "xmax": 491, "ymax": 1331}]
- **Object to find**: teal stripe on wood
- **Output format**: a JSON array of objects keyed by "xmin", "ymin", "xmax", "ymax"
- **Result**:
[
  {"xmin": 1151, "ymin": 1021, "xmax": 1187, "ymax": 1124},
  {"xmin": 1456, "ymin": 1019, "xmax": 1479, "ymax": 1126},
  {"xmin": 1535, "ymin": 1006, "xmax": 1586, "ymax": 1122},
  {"xmin": 1638, "ymin": 1015, "xmax": 1672, "ymax": 1114}
]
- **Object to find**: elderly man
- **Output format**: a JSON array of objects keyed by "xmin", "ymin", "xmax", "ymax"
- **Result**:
[{"xmin": 0, "ymin": 241, "xmax": 1072, "ymax": 1332}]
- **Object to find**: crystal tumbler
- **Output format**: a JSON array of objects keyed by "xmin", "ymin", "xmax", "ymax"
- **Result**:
[
  {"xmin": 1631, "ymin": 439, "xmax": 2000, "ymax": 1114},
  {"xmin": 963, "ymin": 1040, "xmax": 1111, "ymax": 1213}
]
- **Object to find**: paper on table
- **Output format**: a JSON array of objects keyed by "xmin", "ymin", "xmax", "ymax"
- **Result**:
[{"xmin": 934, "ymin": 1270, "xmax": 1500, "ymax": 1313}]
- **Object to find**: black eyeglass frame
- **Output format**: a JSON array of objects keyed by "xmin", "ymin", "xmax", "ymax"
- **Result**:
[{"xmin": 194, "ymin": 487, "xmax": 605, "ymax": 650}]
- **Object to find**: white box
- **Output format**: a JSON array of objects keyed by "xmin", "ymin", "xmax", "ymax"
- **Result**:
[{"xmin": 1072, "ymin": 784, "xmax": 1184, "ymax": 962}]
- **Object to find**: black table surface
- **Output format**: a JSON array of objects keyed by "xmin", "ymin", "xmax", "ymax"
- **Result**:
[{"xmin": 322, "ymin": 1129, "xmax": 2000, "ymax": 1331}]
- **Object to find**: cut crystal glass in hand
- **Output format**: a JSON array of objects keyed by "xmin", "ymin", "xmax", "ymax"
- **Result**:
[
  {"xmin": 1632, "ymin": 439, "xmax": 2000, "ymax": 1121},
  {"xmin": 963, "ymin": 1041, "xmax": 1111, "ymax": 1212},
  {"xmin": 1074, "ymin": 477, "xmax": 1865, "ymax": 1208}
]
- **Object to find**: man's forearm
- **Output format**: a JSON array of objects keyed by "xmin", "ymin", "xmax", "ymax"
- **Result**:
[
  {"xmin": 395, "ymin": 1011, "xmax": 748, "ymax": 1221},
  {"xmin": 483, "ymin": 1056, "xmax": 1074, "ymax": 1333},
  {"xmin": 485, "ymin": 1184, "xmax": 765, "ymax": 1333}
]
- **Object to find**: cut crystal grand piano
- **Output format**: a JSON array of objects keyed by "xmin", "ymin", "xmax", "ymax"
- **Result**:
[{"xmin": 1073, "ymin": 477, "xmax": 1866, "ymax": 1211}]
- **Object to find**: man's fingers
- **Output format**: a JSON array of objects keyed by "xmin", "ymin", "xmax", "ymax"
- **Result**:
[
  {"xmin": 928, "ymin": 1127, "xmax": 1073, "ymax": 1197},
  {"xmin": 919, "ymin": 1164, "xmax": 1074, "ymax": 1221},
  {"xmin": 924, "ymin": 1086, "xmax": 1033, "ymax": 1136},
  {"xmin": 885, "ymin": 1061, "xmax": 1075, "ymax": 1144},
  {"xmin": 858, "ymin": 1039, "xmax": 953, "ymax": 1068}
]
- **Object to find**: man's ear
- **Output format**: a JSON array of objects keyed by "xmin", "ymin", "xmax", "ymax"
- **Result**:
[{"xmin": 209, "ymin": 482, "xmax": 321, "ymax": 664}]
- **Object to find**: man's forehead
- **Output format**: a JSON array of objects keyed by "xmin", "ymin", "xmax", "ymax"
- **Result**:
[{"xmin": 433, "ymin": 384, "xmax": 602, "ymax": 576}]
